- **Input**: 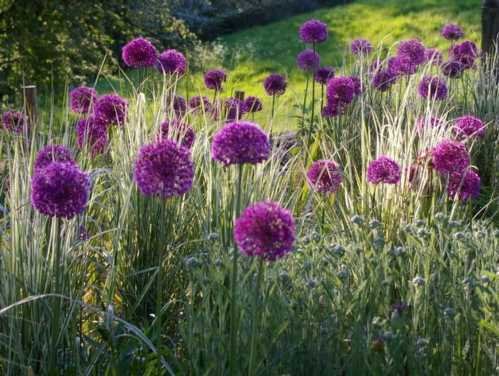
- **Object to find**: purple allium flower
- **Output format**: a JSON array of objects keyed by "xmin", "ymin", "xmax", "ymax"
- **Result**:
[
  {"xmin": 416, "ymin": 115, "xmax": 443, "ymax": 133},
  {"xmin": 397, "ymin": 39, "xmax": 426, "ymax": 66},
  {"xmin": 94, "ymin": 94, "xmax": 128, "ymax": 126},
  {"xmin": 299, "ymin": 19, "xmax": 328, "ymax": 44},
  {"xmin": 188, "ymin": 95, "xmax": 212, "ymax": 113},
  {"xmin": 297, "ymin": 48, "xmax": 320, "ymax": 71},
  {"xmin": 327, "ymin": 76, "xmax": 356, "ymax": 104},
  {"xmin": 447, "ymin": 169, "xmax": 480, "ymax": 201},
  {"xmin": 133, "ymin": 139, "xmax": 194, "ymax": 198},
  {"xmin": 418, "ymin": 76, "xmax": 448, "ymax": 100},
  {"xmin": 441, "ymin": 60, "xmax": 464, "ymax": 78},
  {"xmin": 234, "ymin": 201, "xmax": 296, "ymax": 261},
  {"xmin": 34, "ymin": 144, "xmax": 75, "ymax": 172},
  {"xmin": 321, "ymin": 101, "xmax": 344, "ymax": 118},
  {"xmin": 156, "ymin": 49, "xmax": 187, "ymax": 75},
  {"xmin": 69, "ymin": 86, "xmax": 97, "ymax": 114},
  {"xmin": 388, "ymin": 55, "xmax": 417, "ymax": 76},
  {"xmin": 2, "ymin": 110, "xmax": 27, "ymax": 133},
  {"xmin": 314, "ymin": 66, "xmax": 335, "ymax": 84},
  {"xmin": 441, "ymin": 23, "xmax": 464, "ymax": 40},
  {"xmin": 453, "ymin": 115, "xmax": 486, "ymax": 139},
  {"xmin": 204, "ymin": 69, "xmax": 227, "ymax": 91},
  {"xmin": 264, "ymin": 74, "xmax": 287, "ymax": 96},
  {"xmin": 367, "ymin": 156, "xmax": 401, "ymax": 184},
  {"xmin": 244, "ymin": 96, "xmax": 263, "ymax": 113},
  {"xmin": 307, "ymin": 160, "xmax": 343, "ymax": 193},
  {"xmin": 449, "ymin": 41, "xmax": 479, "ymax": 69},
  {"xmin": 159, "ymin": 119, "xmax": 195, "ymax": 149},
  {"xmin": 76, "ymin": 117, "xmax": 109, "ymax": 157},
  {"xmin": 350, "ymin": 76, "xmax": 362, "ymax": 96},
  {"xmin": 211, "ymin": 121, "xmax": 270, "ymax": 166},
  {"xmin": 425, "ymin": 48, "xmax": 443, "ymax": 65},
  {"xmin": 31, "ymin": 162, "xmax": 90, "ymax": 219},
  {"xmin": 351, "ymin": 38, "xmax": 372, "ymax": 55},
  {"xmin": 166, "ymin": 95, "xmax": 187, "ymax": 117},
  {"xmin": 372, "ymin": 69, "xmax": 397, "ymax": 92},
  {"xmin": 431, "ymin": 139, "xmax": 470, "ymax": 175},
  {"xmin": 121, "ymin": 37, "xmax": 158, "ymax": 68},
  {"xmin": 224, "ymin": 97, "xmax": 247, "ymax": 121}
]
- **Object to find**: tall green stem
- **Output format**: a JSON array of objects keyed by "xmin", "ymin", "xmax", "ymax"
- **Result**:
[
  {"xmin": 269, "ymin": 94, "xmax": 276, "ymax": 138},
  {"xmin": 248, "ymin": 258, "xmax": 264, "ymax": 376}
]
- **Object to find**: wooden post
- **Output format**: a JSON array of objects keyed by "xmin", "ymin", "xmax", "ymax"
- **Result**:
[
  {"xmin": 482, "ymin": 0, "xmax": 499, "ymax": 54},
  {"xmin": 22, "ymin": 85, "xmax": 38, "ymax": 135}
]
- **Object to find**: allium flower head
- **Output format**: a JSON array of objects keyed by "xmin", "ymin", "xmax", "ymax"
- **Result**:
[
  {"xmin": 188, "ymin": 96, "xmax": 212, "ymax": 113},
  {"xmin": 441, "ymin": 60, "xmax": 464, "ymax": 78},
  {"xmin": 69, "ymin": 86, "xmax": 97, "ymax": 114},
  {"xmin": 166, "ymin": 95, "xmax": 187, "ymax": 117},
  {"xmin": 224, "ymin": 97, "xmax": 247, "ymax": 121},
  {"xmin": 31, "ymin": 162, "xmax": 90, "ymax": 219},
  {"xmin": 34, "ymin": 144, "xmax": 75, "ymax": 172},
  {"xmin": 321, "ymin": 102, "xmax": 343, "ymax": 118},
  {"xmin": 299, "ymin": 19, "xmax": 328, "ymax": 44},
  {"xmin": 327, "ymin": 76, "xmax": 356, "ymax": 104},
  {"xmin": 367, "ymin": 156, "xmax": 401, "ymax": 184},
  {"xmin": 159, "ymin": 119, "xmax": 195, "ymax": 149},
  {"xmin": 94, "ymin": 94, "xmax": 128, "ymax": 126},
  {"xmin": 307, "ymin": 160, "xmax": 343, "ymax": 193},
  {"xmin": 351, "ymin": 38, "xmax": 372, "ymax": 55},
  {"xmin": 418, "ymin": 76, "xmax": 448, "ymax": 100},
  {"xmin": 211, "ymin": 121, "xmax": 270, "ymax": 166},
  {"xmin": 449, "ymin": 41, "xmax": 479, "ymax": 69},
  {"xmin": 244, "ymin": 96, "xmax": 263, "ymax": 113},
  {"xmin": 447, "ymin": 169, "xmax": 480, "ymax": 201},
  {"xmin": 234, "ymin": 201, "xmax": 296, "ymax": 261},
  {"xmin": 372, "ymin": 69, "xmax": 397, "ymax": 92},
  {"xmin": 204, "ymin": 69, "xmax": 227, "ymax": 91},
  {"xmin": 314, "ymin": 66, "xmax": 335, "ymax": 84},
  {"xmin": 441, "ymin": 23, "xmax": 464, "ymax": 40},
  {"xmin": 133, "ymin": 139, "xmax": 194, "ymax": 198},
  {"xmin": 388, "ymin": 55, "xmax": 417, "ymax": 76},
  {"xmin": 431, "ymin": 139, "xmax": 470, "ymax": 175},
  {"xmin": 156, "ymin": 49, "xmax": 187, "ymax": 75},
  {"xmin": 121, "ymin": 37, "xmax": 158, "ymax": 68},
  {"xmin": 264, "ymin": 74, "xmax": 287, "ymax": 96},
  {"xmin": 2, "ymin": 111, "xmax": 27, "ymax": 133},
  {"xmin": 453, "ymin": 115, "xmax": 485, "ymax": 139},
  {"xmin": 76, "ymin": 117, "xmax": 109, "ymax": 156},
  {"xmin": 425, "ymin": 48, "xmax": 443, "ymax": 65},
  {"xmin": 397, "ymin": 39, "xmax": 426, "ymax": 66},
  {"xmin": 350, "ymin": 76, "xmax": 362, "ymax": 96},
  {"xmin": 297, "ymin": 48, "xmax": 320, "ymax": 71}
]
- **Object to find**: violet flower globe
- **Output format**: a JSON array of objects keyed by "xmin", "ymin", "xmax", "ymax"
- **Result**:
[
  {"xmin": 234, "ymin": 201, "xmax": 296, "ymax": 261},
  {"xmin": 204, "ymin": 69, "xmax": 227, "ymax": 91},
  {"xmin": 94, "ymin": 94, "xmax": 128, "ymax": 126},
  {"xmin": 76, "ymin": 117, "xmax": 109, "ymax": 157},
  {"xmin": 224, "ymin": 97, "xmax": 247, "ymax": 121},
  {"xmin": 447, "ymin": 169, "xmax": 480, "ymax": 201},
  {"xmin": 431, "ymin": 139, "xmax": 470, "ymax": 176},
  {"xmin": 188, "ymin": 96, "xmax": 212, "ymax": 113},
  {"xmin": 453, "ymin": 115, "xmax": 485, "ymax": 139},
  {"xmin": 156, "ymin": 49, "xmax": 187, "ymax": 76},
  {"xmin": 351, "ymin": 38, "xmax": 372, "ymax": 55},
  {"xmin": 159, "ymin": 119, "xmax": 195, "ymax": 149},
  {"xmin": 397, "ymin": 39, "xmax": 426, "ymax": 66},
  {"xmin": 299, "ymin": 19, "xmax": 328, "ymax": 44},
  {"xmin": 121, "ymin": 37, "xmax": 158, "ymax": 68},
  {"xmin": 297, "ymin": 48, "xmax": 320, "ymax": 71},
  {"xmin": 307, "ymin": 160, "xmax": 343, "ymax": 193},
  {"xmin": 244, "ymin": 96, "xmax": 263, "ymax": 113},
  {"xmin": 34, "ymin": 144, "xmax": 75, "ymax": 172},
  {"xmin": 424, "ymin": 48, "xmax": 443, "ymax": 65},
  {"xmin": 367, "ymin": 156, "xmax": 401, "ymax": 185},
  {"xmin": 314, "ymin": 66, "xmax": 335, "ymax": 84},
  {"xmin": 31, "ymin": 162, "xmax": 91, "ymax": 219},
  {"xmin": 441, "ymin": 23, "xmax": 464, "ymax": 40},
  {"xmin": 69, "ymin": 86, "xmax": 97, "ymax": 114},
  {"xmin": 441, "ymin": 60, "xmax": 464, "ymax": 78},
  {"xmin": 372, "ymin": 69, "xmax": 397, "ymax": 92},
  {"xmin": 418, "ymin": 76, "xmax": 448, "ymax": 100},
  {"xmin": 211, "ymin": 121, "xmax": 270, "ymax": 166},
  {"xmin": 264, "ymin": 74, "xmax": 287, "ymax": 96},
  {"xmin": 133, "ymin": 139, "xmax": 194, "ymax": 198},
  {"xmin": 327, "ymin": 76, "xmax": 356, "ymax": 104},
  {"xmin": 2, "ymin": 110, "xmax": 27, "ymax": 133}
]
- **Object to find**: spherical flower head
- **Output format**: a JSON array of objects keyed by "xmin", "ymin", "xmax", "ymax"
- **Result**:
[
  {"xmin": 234, "ymin": 201, "xmax": 296, "ymax": 261},
  {"xmin": 441, "ymin": 60, "xmax": 464, "ymax": 78},
  {"xmin": 416, "ymin": 115, "xmax": 443, "ymax": 133},
  {"xmin": 188, "ymin": 95, "xmax": 212, "ymax": 113},
  {"xmin": 351, "ymin": 38, "xmax": 372, "ymax": 55},
  {"xmin": 441, "ymin": 23, "xmax": 464, "ymax": 40},
  {"xmin": 159, "ymin": 119, "xmax": 195, "ymax": 149},
  {"xmin": 327, "ymin": 76, "xmax": 356, "ymax": 104},
  {"xmin": 453, "ymin": 115, "xmax": 485, "ymax": 139},
  {"xmin": 166, "ymin": 95, "xmax": 187, "ymax": 117},
  {"xmin": 425, "ymin": 48, "xmax": 443, "ymax": 65},
  {"xmin": 31, "ymin": 162, "xmax": 90, "ymax": 219},
  {"xmin": 156, "ymin": 49, "xmax": 187, "ymax": 75},
  {"xmin": 321, "ymin": 102, "xmax": 344, "ymax": 118},
  {"xmin": 224, "ymin": 97, "xmax": 247, "ymax": 121},
  {"xmin": 211, "ymin": 121, "xmax": 270, "ymax": 166},
  {"xmin": 449, "ymin": 41, "xmax": 479, "ymax": 69},
  {"xmin": 204, "ymin": 69, "xmax": 227, "ymax": 91},
  {"xmin": 2, "ymin": 110, "xmax": 27, "ymax": 133},
  {"xmin": 244, "ymin": 96, "xmax": 263, "ymax": 113},
  {"xmin": 418, "ymin": 76, "xmax": 448, "ymax": 100},
  {"xmin": 388, "ymin": 55, "xmax": 417, "ymax": 76},
  {"xmin": 34, "ymin": 144, "xmax": 75, "ymax": 172},
  {"xmin": 367, "ymin": 156, "xmax": 401, "ymax": 184},
  {"xmin": 431, "ymin": 139, "xmax": 470, "ymax": 175},
  {"xmin": 297, "ymin": 48, "xmax": 320, "ymax": 71},
  {"xmin": 76, "ymin": 117, "xmax": 109, "ymax": 157},
  {"xmin": 69, "ymin": 86, "xmax": 97, "ymax": 114},
  {"xmin": 397, "ymin": 39, "xmax": 426, "ymax": 66},
  {"xmin": 299, "ymin": 19, "xmax": 328, "ymax": 44},
  {"xmin": 307, "ymin": 160, "xmax": 343, "ymax": 193},
  {"xmin": 133, "ymin": 139, "xmax": 194, "ymax": 198},
  {"xmin": 263, "ymin": 74, "xmax": 287, "ymax": 96},
  {"xmin": 121, "ymin": 37, "xmax": 158, "ymax": 68},
  {"xmin": 447, "ymin": 169, "xmax": 480, "ymax": 201},
  {"xmin": 349, "ymin": 76, "xmax": 362, "ymax": 96},
  {"xmin": 372, "ymin": 69, "xmax": 397, "ymax": 92},
  {"xmin": 314, "ymin": 66, "xmax": 335, "ymax": 84},
  {"xmin": 94, "ymin": 94, "xmax": 128, "ymax": 126}
]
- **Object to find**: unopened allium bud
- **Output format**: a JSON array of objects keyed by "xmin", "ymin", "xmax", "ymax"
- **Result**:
[
  {"xmin": 412, "ymin": 276, "xmax": 425, "ymax": 286},
  {"xmin": 443, "ymin": 307, "xmax": 455, "ymax": 318},
  {"xmin": 368, "ymin": 219, "xmax": 382, "ymax": 229},
  {"xmin": 331, "ymin": 244, "xmax": 345, "ymax": 257},
  {"xmin": 351, "ymin": 215, "xmax": 364, "ymax": 225},
  {"xmin": 454, "ymin": 232, "xmax": 466, "ymax": 241}
]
